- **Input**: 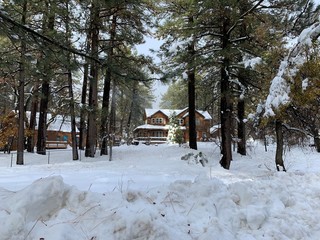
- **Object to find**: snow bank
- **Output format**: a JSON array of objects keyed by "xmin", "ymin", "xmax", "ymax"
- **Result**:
[
  {"xmin": 0, "ymin": 176, "xmax": 68, "ymax": 239},
  {"xmin": 1, "ymin": 170, "xmax": 320, "ymax": 239}
]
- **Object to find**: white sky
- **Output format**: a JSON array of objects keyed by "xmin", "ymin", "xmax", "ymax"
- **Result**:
[{"xmin": 136, "ymin": 36, "xmax": 168, "ymax": 108}]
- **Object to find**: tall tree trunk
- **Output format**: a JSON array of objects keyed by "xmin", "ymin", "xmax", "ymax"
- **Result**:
[
  {"xmin": 237, "ymin": 98, "xmax": 246, "ymax": 155},
  {"xmin": 85, "ymin": 3, "xmax": 100, "ymax": 157},
  {"xmin": 66, "ymin": 2, "xmax": 79, "ymax": 160},
  {"xmin": 188, "ymin": 67, "xmax": 197, "ymax": 150},
  {"xmin": 108, "ymin": 81, "xmax": 117, "ymax": 161},
  {"xmin": 236, "ymin": 6, "xmax": 248, "ymax": 156},
  {"xmin": 100, "ymin": 14, "xmax": 117, "ymax": 156},
  {"xmin": 275, "ymin": 120, "xmax": 286, "ymax": 171},
  {"xmin": 27, "ymin": 88, "xmax": 38, "ymax": 152},
  {"xmin": 219, "ymin": 18, "xmax": 233, "ymax": 169},
  {"xmin": 79, "ymin": 55, "xmax": 89, "ymax": 150},
  {"xmin": 79, "ymin": 26, "xmax": 91, "ymax": 150},
  {"xmin": 219, "ymin": 61, "xmax": 233, "ymax": 169},
  {"xmin": 17, "ymin": 0, "xmax": 28, "ymax": 165},
  {"xmin": 109, "ymin": 80, "xmax": 117, "ymax": 134},
  {"xmin": 126, "ymin": 82, "xmax": 138, "ymax": 138},
  {"xmin": 37, "ymin": 2, "xmax": 55, "ymax": 155},
  {"xmin": 100, "ymin": 66, "xmax": 111, "ymax": 156},
  {"xmin": 67, "ymin": 70, "xmax": 79, "ymax": 160},
  {"xmin": 37, "ymin": 81, "xmax": 49, "ymax": 155},
  {"xmin": 187, "ymin": 16, "xmax": 197, "ymax": 150}
]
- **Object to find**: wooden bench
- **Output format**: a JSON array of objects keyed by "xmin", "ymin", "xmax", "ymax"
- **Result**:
[
  {"xmin": 45, "ymin": 141, "xmax": 69, "ymax": 149},
  {"xmin": 134, "ymin": 137, "xmax": 167, "ymax": 145}
]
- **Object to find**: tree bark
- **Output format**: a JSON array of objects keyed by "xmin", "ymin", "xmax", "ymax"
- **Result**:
[
  {"xmin": 108, "ymin": 81, "xmax": 117, "ymax": 161},
  {"xmin": 37, "ymin": 2, "xmax": 55, "ymax": 155},
  {"xmin": 219, "ymin": 61, "xmax": 233, "ymax": 169},
  {"xmin": 126, "ymin": 82, "xmax": 138, "ymax": 138},
  {"xmin": 16, "ymin": 0, "xmax": 28, "ymax": 165},
  {"xmin": 100, "ymin": 14, "xmax": 117, "ymax": 156},
  {"xmin": 314, "ymin": 136, "xmax": 320, "ymax": 153},
  {"xmin": 187, "ymin": 16, "xmax": 197, "ymax": 150},
  {"xmin": 79, "ymin": 31, "xmax": 90, "ymax": 150},
  {"xmin": 27, "ymin": 89, "xmax": 38, "ymax": 153},
  {"xmin": 65, "ymin": 1, "xmax": 79, "ymax": 161},
  {"xmin": 85, "ymin": 3, "xmax": 100, "ymax": 157},
  {"xmin": 100, "ymin": 67, "xmax": 111, "ymax": 156},
  {"xmin": 219, "ymin": 15, "xmax": 233, "ymax": 169},
  {"xmin": 275, "ymin": 120, "xmax": 286, "ymax": 171},
  {"xmin": 37, "ymin": 81, "xmax": 49, "ymax": 155},
  {"xmin": 188, "ymin": 67, "xmax": 197, "ymax": 150},
  {"xmin": 237, "ymin": 98, "xmax": 246, "ymax": 155}
]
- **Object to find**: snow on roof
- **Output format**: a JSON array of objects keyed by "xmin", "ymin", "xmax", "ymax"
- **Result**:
[
  {"xmin": 26, "ymin": 111, "xmax": 79, "ymax": 133},
  {"xmin": 134, "ymin": 124, "xmax": 170, "ymax": 131},
  {"xmin": 145, "ymin": 108, "xmax": 212, "ymax": 120},
  {"xmin": 145, "ymin": 108, "xmax": 186, "ymax": 118},
  {"xmin": 47, "ymin": 115, "xmax": 78, "ymax": 133},
  {"xmin": 134, "ymin": 124, "xmax": 186, "ymax": 131},
  {"xmin": 210, "ymin": 124, "xmax": 221, "ymax": 134}
]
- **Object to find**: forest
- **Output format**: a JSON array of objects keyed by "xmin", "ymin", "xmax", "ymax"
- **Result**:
[{"xmin": 0, "ymin": 0, "xmax": 319, "ymax": 170}]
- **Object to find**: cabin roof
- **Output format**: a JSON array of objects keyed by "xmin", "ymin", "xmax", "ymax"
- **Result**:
[{"xmin": 145, "ymin": 108, "xmax": 212, "ymax": 120}]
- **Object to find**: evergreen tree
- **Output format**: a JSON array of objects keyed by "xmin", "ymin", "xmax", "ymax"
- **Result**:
[{"xmin": 167, "ymin": 112, "xmax": 184, "ymax": 146}]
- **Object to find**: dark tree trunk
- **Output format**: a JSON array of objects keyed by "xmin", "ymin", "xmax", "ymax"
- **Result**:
[
  {"xmin": 275, "ymin": 120, "xmax": 286, "ymax": 171},
  {"xmin": 188, "ymin": 68, "xmax": 197, "ymax": 150},
  {"xmin": 27, "ymin": 91, "xmax": 38, "ymax": 153},
  {"xmin": 108, "ymin": 81, "xmax": 117, "ymax": 161},
  {"xmin": 37, "ymin": 81, "xmax": 49, "ymax": 155},
  {"xmin": 237, "ymin": 98, "xmax": 246, "ymax": 155},
  {"xmin": 126, "ymin": 82, "xmax": 138, "ymax": 138},
  {"xmin": 37, "ymin": 4, "xmax": 55, "ymax": 155},
  {"xmin": 65, "ymin": 3, "xmax": 79, "ymax": 161},
  {"xmin": 17, "ymin": 0, "xmax": 27, "ymax": 165},
  {"xmin": 314, "ymin": 136, "xmax": 320, "ymax": 153},
  {"xmin": 219, "ymin": 61, "xmax": 233, "ymax": 169},
  {"xmin": 67, "ymin": 70, "xmax": 79, "ymax": 160},
  {"xmin": 100, "ymin": 14, "xmax": 117, "ymax": 156},
  {"xmin": 100, "ymin": 67, "xmax": 111, "ymax": 156},
  {"xmin": 79, "ymin": 34, "xmax": 90, "ymax": 150},
  {"xmin": 187, "ymin": 16, "xmax": 197, "ymax": 150},
  {"xmin": 109, "ymin": 83, "xmax": 117, "ymax": 133},
  {"xmin": 85, "ymin": 3, "xmax": 100, "ymax": 157},
  {"xmin": 219, "ymin": 16, "xmax": 232, "ymax": 169}
]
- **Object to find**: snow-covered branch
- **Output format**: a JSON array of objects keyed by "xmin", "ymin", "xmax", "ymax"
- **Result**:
[{"xmin": 264, "ymin": 18, "xmax": 320, "ymax": 117}]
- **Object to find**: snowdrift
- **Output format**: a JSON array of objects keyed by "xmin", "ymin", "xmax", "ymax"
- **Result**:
[{"xmin": 1, "ymin": 170, "xmax": 320, "ymax": 239}]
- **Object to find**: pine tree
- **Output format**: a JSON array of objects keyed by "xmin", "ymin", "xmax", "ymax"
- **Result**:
[
  {"xmin": 85, "ymin": 1, "xmax": 100, "ymax": 157},
  {"xmin": 167, "ymin": 112, "xmax": 184, "ymax": 145}
]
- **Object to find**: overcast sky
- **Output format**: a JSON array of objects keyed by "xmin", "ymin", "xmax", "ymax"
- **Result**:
[{"xmin": 136, "ymin": 36, "xmax": 167, "ymax": 109}]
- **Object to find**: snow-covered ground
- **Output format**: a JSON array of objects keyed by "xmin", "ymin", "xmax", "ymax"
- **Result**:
[{"xmin": 0, "ymin": 141, "xmax": 320, "ymax": 240}]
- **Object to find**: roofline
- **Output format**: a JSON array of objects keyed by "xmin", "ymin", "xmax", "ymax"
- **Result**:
[{"xmin": 145, "ymin": 108, "xmax": 212, "ymax": 120}]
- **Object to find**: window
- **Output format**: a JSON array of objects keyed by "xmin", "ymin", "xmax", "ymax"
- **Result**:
[
  {"xmin": 153, "ymin": 131, "xmax": 164, "ymax": 137},
  {"xmin": 178, "ymin": 119, "xmax": 184, "ymax": 125},
  {"xmin": 196, "ymin": 119, "xmax": 200, "ymax": 126},
  {"xmin": 152, "ymin": 118, "xmax": 164, "ymax": 124}
]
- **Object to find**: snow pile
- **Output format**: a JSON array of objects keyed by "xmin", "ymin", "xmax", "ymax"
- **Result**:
[{"xmin": 1, "ymin": 143, "xmax": 320, "ymax": 239}]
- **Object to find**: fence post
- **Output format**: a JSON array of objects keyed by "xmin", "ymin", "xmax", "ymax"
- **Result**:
[
  {"xmin": 47, "ymin": 151, "xmax": 50, "ymax": 164},
  {"xmin": 10, "ymin": 153, "xmax": 13, "ymax": 167}
]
